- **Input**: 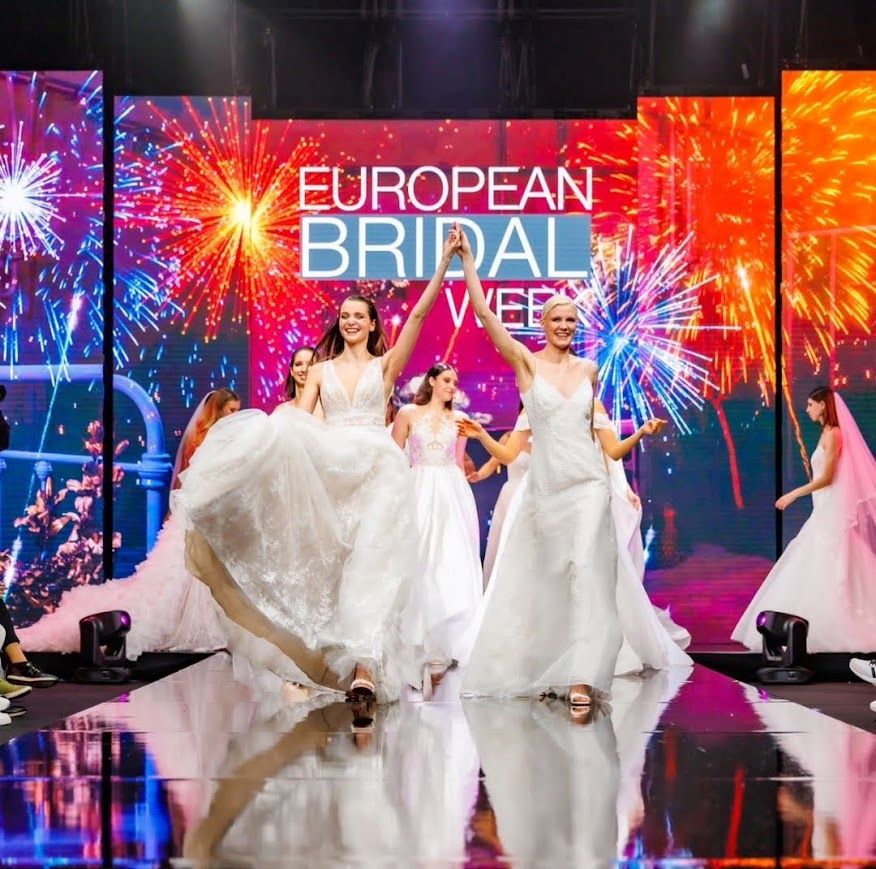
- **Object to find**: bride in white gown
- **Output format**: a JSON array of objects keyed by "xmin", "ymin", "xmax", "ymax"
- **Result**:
[
  {"xmin": 17, "ymin": 389, "xmax": 238, "ymax": 659},
  {"xmin": 732, "ymin": 386, "xmax": 876, "ymax": 652},
  {"xmin": 174, "ymin": 228, "xmax": 462, "ymax": 702},
  {"xmin": 454, "ymin": 229, "xmax": 666, "ymax": 706},
  {"xmin": 462, "ymin": 406, "xmax": 691, "ymax": 675},
  {"xmin": 391, "ymin": 363, "xmax": 482, "ymax": 679}
]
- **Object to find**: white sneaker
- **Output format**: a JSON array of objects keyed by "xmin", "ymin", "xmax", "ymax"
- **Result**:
[
  {"xmin": 0, "ymin": 696, "xmax": 9, "ymax": 712},
  {"xmin": 0, "ymin": 713, "xmax": 10, "ymax": 726},
  {"xmin": 871, "ymin": 700, "xmax": 876, "ymax": 714},
  {"xmin": 850, "ymin": 658, "xmax": 876, "ymax": 686}
]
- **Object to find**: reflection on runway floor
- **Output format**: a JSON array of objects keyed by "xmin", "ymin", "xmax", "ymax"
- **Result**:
[{"xmin": 1, "ymin": 653, "xmax": 875, "ymax": 867}]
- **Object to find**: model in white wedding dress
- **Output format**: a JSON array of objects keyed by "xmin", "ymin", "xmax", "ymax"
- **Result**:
[
  {"xmin": 174, "ymin": 228, "xmax": 462, "ymax": 702},
  {"xmin": 455, "ymin": 232, "xmax": 666, "ymax": 705},
  {"xmin": 464, "ymin": 406, "xmax": 691, "ymax": 676},
  {"xmin": 17, "ymin": 389, "xmax": 239, "ymax": 659},
  {"xmin": 732, "ymin": 387, "xmax": 876, "ymax": 652},
  {"xmin": 392, "ymin": 363, "xmax": 482, "ymax": 675}
]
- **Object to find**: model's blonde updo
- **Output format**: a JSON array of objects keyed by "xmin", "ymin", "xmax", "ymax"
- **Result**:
[{"xmin": 541, "ymin": 294, "xmax": 577, "ymax": 318}]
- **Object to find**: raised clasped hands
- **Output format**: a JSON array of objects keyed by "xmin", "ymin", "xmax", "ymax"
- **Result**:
[
  {"xmin": 442, "ymin": 224, "xmax": 462, "ymax": 261},
  {"xmin": 457, "ymin": 223, "xmax": 472, "ymax": 258}
]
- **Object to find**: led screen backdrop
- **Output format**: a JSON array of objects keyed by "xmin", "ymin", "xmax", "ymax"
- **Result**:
[
  {"xmin": 781, "ymin": 70, "xmax": 876, "ymax": 546},
  {"xmin": 110, "ymin": 96, "xmax": 777, "ymax": 643},
  {"xmin": 0, "ymin": 71, "xmax": 104, "ymax": 626}
]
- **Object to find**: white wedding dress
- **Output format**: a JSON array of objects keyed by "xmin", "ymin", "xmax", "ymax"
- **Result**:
[
  {"xmin": 173, "ymin": 357, "xmax": 419, "ymax": 700},
  {"xmin": 17, "ymin": 512, "xmax": 226, "ymax": 659},
  {"xmin": 463, "ymin": 373, "xmax": 623, "ymax": 698},
  {"xmin": 481, "ymin": 430, "xmax": 531, "ymax": 585},
  {"xmin": 401, "ymin": 408, "xmax": 482, "ymax": 666},
  {"xmin": 461, "ymin": 408, "xmax": 691, "ymax": 678},
  {"xmin": 732, "ymin": 439, "xmax": 876, "ymax": 653}
]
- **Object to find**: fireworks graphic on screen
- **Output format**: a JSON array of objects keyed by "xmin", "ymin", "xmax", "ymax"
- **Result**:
[
  {"xmin": 0, "ymin": 71, "xmax": 104, "ymax": 374},
  {"xmin": 558, "ymin": 229, "xmax": 721, "ymax": 433},
  {"xmin": 0, "ymin": 126, "xmax": 64, "ymax": 256},
  {"xmin": 782, "ymin": 70, "xmax": 876, "ymax": 369},
  {"xmin": 782, "ymin": 70, "xmax": 876, "ymax": 473},
  {"xmin": 638, "ymin": 96, "xmax": 776, "ymax": 401},
  {"xmin": 116, "ymin": 96, "xmax": 330, "ymax": 342}
]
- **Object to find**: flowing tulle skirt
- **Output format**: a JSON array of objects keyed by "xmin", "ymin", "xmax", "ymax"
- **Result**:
[
  {"xmin": 732, "ymin": 489, "xmax": 876, "ymax": 653},
  {"xmin": 173, "ymin": 405, "xmax": 419, "ymax": 701},
  {"xmin": 402, "ymin": 464, "xmax": 482, "ymax": 667},
  {"xmin": 17, "ymin": 513, "xmax": 225, "ymax": 659}
]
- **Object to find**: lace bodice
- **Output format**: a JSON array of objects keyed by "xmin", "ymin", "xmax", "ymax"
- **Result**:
[
  {"xmin": 320, "ymin": 357, "xmax": 386, "ymax": 429},
  {"xmin": 521, "ymin": 369, "xmax": 608, "ymax": 494},
  {"xmin": 408, "ymin": 408, "xmax": 460, "ymax": 468}
]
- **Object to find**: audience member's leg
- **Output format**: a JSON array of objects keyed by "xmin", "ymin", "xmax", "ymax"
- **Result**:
[{"xmin": 0, "ymin": 597, "xmax": 58, "ymax": 686}]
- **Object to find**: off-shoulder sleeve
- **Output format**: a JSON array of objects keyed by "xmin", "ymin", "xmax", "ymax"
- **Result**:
[
  {"xmin": 593, "ymin": 410, "xmax": 614, "ymax": 432},
  {"xmin": 514, "ymin": 409, "xmax": 531, "ymax": 432}
]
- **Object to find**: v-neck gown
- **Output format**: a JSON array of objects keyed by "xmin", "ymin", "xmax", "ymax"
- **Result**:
[
  {"xmin": 173, "ymin": 358, "xmax": 419, "ymax": 701},
  {"xmin": 462, "ymin": 373, "xmax": 623, "ymax": 698}
]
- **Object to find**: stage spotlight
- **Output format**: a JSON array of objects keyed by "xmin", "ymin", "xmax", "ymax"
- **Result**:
[
  {"xmin": 73, "ymin": 611, "xmax": 133, "ymax": 684},
  {"xmin": 755, "ymin": 610, "xmax": 814, "ymax": 685}
]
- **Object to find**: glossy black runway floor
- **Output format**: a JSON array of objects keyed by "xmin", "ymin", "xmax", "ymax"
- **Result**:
[{"xmin": 1, "ymin": 654, "xmax": 875, "ymax": 868}]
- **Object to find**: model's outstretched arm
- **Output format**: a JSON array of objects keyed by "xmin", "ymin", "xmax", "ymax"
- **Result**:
[
  {"xmin": 593, "ymin": 397, "xmax": 666, "ymax": 461},
  {"xmin": 468, "ymin": 433, "xmax": 510, "ymax": 482},
  {"xmin": 383, "ymin": 227, "xmax": 460, "ymax": 385},
  {"xmin": 459, "ymin": 418, "xmax": 530, "ymax": 466},
  {"xmin": 458, "ymin": 228, "xmax": 535, "ymax": 390},
  {"xmin": 596, "ymin": 407, "xmax": 643, "ymax": 509},
  {"xmin": 776, "ymin": 427, "xmax": 841, "ymax": 510}
]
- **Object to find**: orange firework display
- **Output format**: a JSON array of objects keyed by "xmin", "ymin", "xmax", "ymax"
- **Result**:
[
  {"xmin": 638, "ymin": 96, "xmax": 775, "ymax": 509},
  {"xmin": 781, "ymin": 71, "xmax": 876, "ymax": 538}
]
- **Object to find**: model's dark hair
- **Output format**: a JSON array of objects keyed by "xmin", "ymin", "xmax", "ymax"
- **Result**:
[
  {"xmin": 808, "ymin": 386, "xmax": 839, "ymax": 428},
  {"xmin": 314, "ymin": 295, "xmax": 387, "ymax": 361},
  {"xmin": 414, "ymin": 362, "xmax": 456, "ymax": 410},
  {"xmin": 284, "ymin": 346, "xmax": 316, "ymax": 400}
]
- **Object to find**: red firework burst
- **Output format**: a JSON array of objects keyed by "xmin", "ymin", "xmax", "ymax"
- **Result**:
[{"xmin": 117, "ymin": 97, "xmax": 331, "ymax": 341}]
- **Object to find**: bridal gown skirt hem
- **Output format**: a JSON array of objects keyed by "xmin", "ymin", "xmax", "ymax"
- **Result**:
[
  {"xmin": 461, "ymin": 469, "xmax": 692, "ymax": 684},
  {"xmin": 402, "ymin": 464, "xmax": 482, "ymax": 667},
  {"xmin": 462, "ymin": 481, "xmax": 623, "ymax": 699},
  {"xmin": 173, "ymin": 405, "xmax": 420, "ymax": 703},
  {"xmin": 731, "ymin": 504, "xmax": 876, "ymax": 653}
]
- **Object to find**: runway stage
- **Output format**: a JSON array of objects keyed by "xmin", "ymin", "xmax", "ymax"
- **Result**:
[{"xmin": 1, "ymin": 654, "xmax": 874, "ymax": 868}]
